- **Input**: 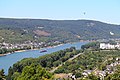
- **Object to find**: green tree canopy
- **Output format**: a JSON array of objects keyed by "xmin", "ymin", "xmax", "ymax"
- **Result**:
[
  {"xmin": 15, "ymin": 64, "xmax": 53, "ymax": 80},
  {"xmin": 0, "ymin": 69, "xmax": 5, "ymax": 80}
]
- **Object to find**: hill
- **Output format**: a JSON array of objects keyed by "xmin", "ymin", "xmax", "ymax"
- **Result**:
[{"xmin": 0, "ymin": 18, "xmax": 120, "ymax": 43}]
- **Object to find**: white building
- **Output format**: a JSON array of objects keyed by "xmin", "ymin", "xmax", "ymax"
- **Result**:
[
  {"xmin": 100, "ymin": 43, "xmax": 106, "ymax": 49},
  {"xmin": 100, "ymin": 43, "xmax": 120, "ymax": 49}
]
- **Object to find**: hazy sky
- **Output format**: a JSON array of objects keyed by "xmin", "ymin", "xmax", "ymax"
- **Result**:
[{"xmin": 0, "ymin": 0, "xmax": 120, "ymax": 24}]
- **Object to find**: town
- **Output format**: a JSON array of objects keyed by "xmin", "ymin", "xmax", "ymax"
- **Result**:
[
  {"xmin": 0, "ymin": 40, "xmax": 62, "ymax": 56},
  {"xmin": 82, "ymin": 57, "xmax": 120, "ymax": 80}
]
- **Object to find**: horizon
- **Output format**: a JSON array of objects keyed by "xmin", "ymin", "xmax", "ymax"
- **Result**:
[
  {"xmin": 0, "ymin": 0, "xmax": 120, "ymax": 24},
  {"xmin": 0, "ymin": 17, "xmax": 119, "ymax": 25}
]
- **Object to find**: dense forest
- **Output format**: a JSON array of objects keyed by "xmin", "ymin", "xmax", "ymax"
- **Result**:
[{"xmin": 0, "ymin": 18, "xmax": 120, "ymax": 43}]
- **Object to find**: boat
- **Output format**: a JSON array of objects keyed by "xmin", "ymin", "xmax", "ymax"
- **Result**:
[{"xmin": 40, "ymin": 49, "xmax": 47, "ymax": 53}]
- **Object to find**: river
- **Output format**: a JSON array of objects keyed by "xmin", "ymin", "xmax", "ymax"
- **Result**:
[{"xmin": 0, "ymin": 42, "xmax": 87, "ymax": 74}]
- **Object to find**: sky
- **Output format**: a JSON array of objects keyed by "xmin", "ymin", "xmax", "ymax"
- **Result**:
[{"xmin": 0, "ymin": 0, "xmax": 120, "ymax": 24}]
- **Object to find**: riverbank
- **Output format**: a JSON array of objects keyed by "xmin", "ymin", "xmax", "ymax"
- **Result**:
[
  {"xmin": 0, "ymin": 41, "xmax": 87, "ymax": 74},
  {"xmin": 0, "ymin": 52, "xmax": 12, "ymax": 57},
  {"xmin": 0, "ymin": 48, "xmax": 42, "ymax": 57},
  {"xmin": 0, "ymin": 41, "xmax": 89, "ymax": 57},
  {"xmin": 0, "ymin": 50, "xmax": 27, "ymax": 57},
  {"xmin": 0, "ymin": 43, "xmax": 64, "ymax": 57}
]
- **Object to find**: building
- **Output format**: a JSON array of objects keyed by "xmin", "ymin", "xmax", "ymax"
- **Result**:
[{"xmin": 100, "ymin": 43, "xmax": 120, "ymax": 49}]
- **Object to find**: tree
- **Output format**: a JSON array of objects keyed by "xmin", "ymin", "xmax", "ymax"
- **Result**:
[
  {"xmin": 11, "ymin": 72, "xmax": 20, "ymax": 80},
  {"xmin": 87, "ymin": 73, "xmax": 100, "ymax": 80},
  {"xmin": 0, "ymin": 69, "xmax": 5, "ymax": 80},
  {"xmin": 7, "ymin": 66, "xmax": 13, "ymax": 80},
  {"xmin": 15, "ymin": 64, "xmax": 53, "ymax": 80},
  {"xmin": 54, "ymin": 67, "xmax": 65, "ymax": 73}
]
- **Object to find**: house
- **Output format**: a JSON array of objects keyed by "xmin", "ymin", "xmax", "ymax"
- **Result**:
[
  {"xmin": 82, "ymin": 70, "xmax": 92, "ymax": 77},
  {"xmin": 94, "ymin": 70, "xmax": 106, "ymax": 79}
]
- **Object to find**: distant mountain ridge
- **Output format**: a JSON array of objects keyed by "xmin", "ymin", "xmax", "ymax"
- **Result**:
[{"xmin": 0, "ymin": 18, "xmax": 120, "ymax": 43}]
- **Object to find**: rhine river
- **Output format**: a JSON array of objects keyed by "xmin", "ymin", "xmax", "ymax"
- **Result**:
[{"xmin": 0, "ymin": 42, "xmax": 87, "ymax": 74}]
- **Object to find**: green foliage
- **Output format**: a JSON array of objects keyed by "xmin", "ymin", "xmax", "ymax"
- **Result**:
[
  {"xmin": 105, "ymin": 66, "xmax": 120, "ymax": 80},
  {"xmin": 0, "ymin": 47, "xmax": 31, "ymax": 55},
  {"xmin": 13, "ymin": 64, "xmax": 52, "ymax": 80},
  {"xmin": 8, "ymin": 47, "xmax": 78, "ymax": 79},
  {"xmin": 0, "ymin": 69, "xmax": 5, "ymax": 80},
  {"xmin": 7, "ymin": 66, "xmax": 13, "ymax": 80},
  {"xmin": 85, "ymin": 73, "xmax": 100, "ymax": 80},
  {"xmin": 55, "ymin": 50, "xmax": 120, "ymax": 74},
  {"xmin": 108, "ymin": 40, "xmax": 117, "ymax": 45},
  {"xmin": 53, "ymin": 61, "xmax": 62, "ymax": 67},
  {"xmin": 0, "ymin": 29, "xmax": 34, "ymax": 43},
  {"xmin": 0, "ymin": 48, "xmax": 7, "ymax": 54},
  {"xmin": 74, "ymin": 71, "xmax": 82, "ymax": 78},
  {"xmin": 11, "ymin": 72, "xmax": 20, "ymax": 80},
  {"xmin": 81, "ymin": 42, "xmax": 100, "ymax": 50},
  {"xmin": 1, "ymin": 18, "xmax": 120, "ymax": 43},
  {"xmin": 6, "ymin": 47, "xmax": 120, "ymax": 80},
  {"xmin": 54, "ymin": 67, "xmax": 65, "ymax": 73}
]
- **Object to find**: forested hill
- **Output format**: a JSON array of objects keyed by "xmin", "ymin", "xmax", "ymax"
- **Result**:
[{"xmin": 0, "ymin": 18, "xmax": 120, "ymax": 43}]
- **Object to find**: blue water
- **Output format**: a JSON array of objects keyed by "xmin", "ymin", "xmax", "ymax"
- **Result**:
[{"xmin": 0, "ymin": 42, "xmax": 87, "ymax": 74}]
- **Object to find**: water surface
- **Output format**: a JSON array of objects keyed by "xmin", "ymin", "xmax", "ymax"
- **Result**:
[{"xmin": 0, "ymin": 42, "xmax": 87, "ymax": 74}]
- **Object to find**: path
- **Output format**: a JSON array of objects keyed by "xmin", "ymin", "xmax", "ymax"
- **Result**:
[{"xmin": 50, "ymin": 53, "xmax": 83, "ymax": 73}]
